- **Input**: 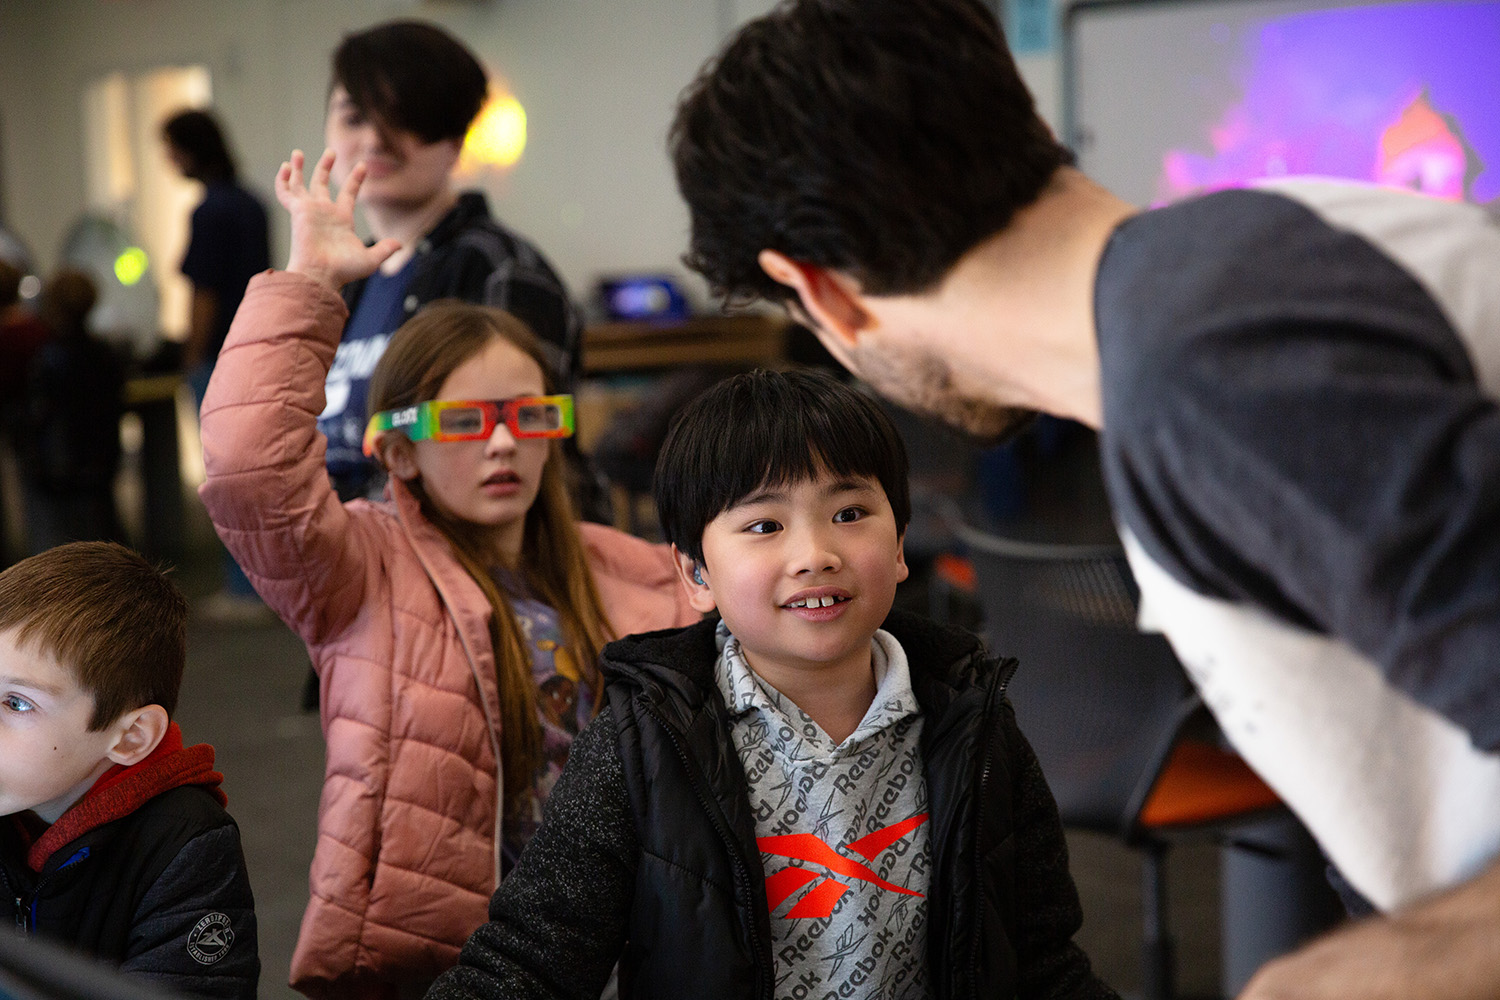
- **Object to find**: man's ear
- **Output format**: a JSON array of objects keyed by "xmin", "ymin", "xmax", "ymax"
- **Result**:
[
  {"xmin": 672, "ymin": 544, "xmax": 719, "ymax": 615},
  {"xmin": 379, "ymin": 434, "xmax": 420, "ymax": 482},
  {"xmin": 757, "ymin": 250, "xmax": 873, "ymax": 349},
  {"xmin": 105, "ymin": 704, "xmax": 169, "ymax": 767}
]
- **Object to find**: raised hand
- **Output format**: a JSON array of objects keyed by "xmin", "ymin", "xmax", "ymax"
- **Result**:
[{"xmin": 276, "ymin": 149, "xmax": 402, "ymax": 290}]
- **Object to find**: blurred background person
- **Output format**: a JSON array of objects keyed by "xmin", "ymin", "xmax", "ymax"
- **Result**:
[
  {"xmin": 0, "ymin": 260, "xmax": 49, "ymax": 401},
  {"xmin": 161, "ymin": 107, "xmax": 272, "ymax": 619},
  {"xmin": 0, "ymin": 260, "xmax": 51, "ymax": 566},
  {"xmin": 17, "ymin": 269, "xmax": 126, "ymax": 553}
]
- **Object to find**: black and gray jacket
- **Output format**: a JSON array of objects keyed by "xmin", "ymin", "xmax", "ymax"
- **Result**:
[
  {"xmin": 430, "ymin": 611, "xmax": 1116, "ymax": 1000},
  {"xmin": 1, "ymin": 785, "xmax": 258, "ymax": 1000}
]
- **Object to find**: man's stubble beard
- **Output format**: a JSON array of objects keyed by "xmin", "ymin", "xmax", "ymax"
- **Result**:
[{"xmin": 849, "ymin": 338, "xmax": 1036, "ymax": 447}]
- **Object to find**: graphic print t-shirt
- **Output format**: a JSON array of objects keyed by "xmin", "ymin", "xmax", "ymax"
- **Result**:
[
  {"xmin": 491, "ymin": 566, "xmax": 595, "ymax": 871},
  {"xmin": 716, "ymin": 626, "xmax": 930, "ymax": 1000},
  {"xmin": 319, "ymin": 257, "xmax": 416, "ymax": 474}
]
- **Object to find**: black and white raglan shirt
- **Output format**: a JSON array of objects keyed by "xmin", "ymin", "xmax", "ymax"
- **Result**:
[
  {"xmin": 716, "ymin": 625, "xmax": 931, "ymax": 1000},
  {"xmin": 1094, "ymin": 179, "xmax": 1500, "ymax": 911}
]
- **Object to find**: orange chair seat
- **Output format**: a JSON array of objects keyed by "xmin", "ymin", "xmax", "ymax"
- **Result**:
[
  {"xmin": 1138, "ymin": 739, "xmax": 1281, "ymax": 829},
  {"xmin": 933, "ymin": 553, "xmax": 977, "ymax": 593}
]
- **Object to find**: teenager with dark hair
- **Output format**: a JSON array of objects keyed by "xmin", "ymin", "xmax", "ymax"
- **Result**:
[
  {"xmin": 427, "ymin": 367, "xmax": 1115, "ymax": 1000},
  {"xmin": 317, "ymin": 20, "xmax": 581, "ymax": 504},
  {"xmin": 670, "ymin": 1, "xmax": 1500, "ymax": 997}
]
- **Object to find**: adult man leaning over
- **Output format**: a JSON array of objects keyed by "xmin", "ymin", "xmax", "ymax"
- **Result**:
[{"xmin": 668, "ymin": 0, "xmax": 1500, "ymax": 996}]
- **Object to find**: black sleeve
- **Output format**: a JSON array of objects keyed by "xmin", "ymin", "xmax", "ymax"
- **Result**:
[
  {"xmin": 1003, "ymin": 700, "xmax": 1121, "ymax": 1000},
  {"xmin": 426, "ymin": 707, "xmax": 638, "ymax": 1000},
  {"xmin": 121, "ymin": 823, "xmax": 259, "ymax": 1000},
  {"xmin": 1107, "ymin": 316, "xmax": 1500, "ymax": 750}
]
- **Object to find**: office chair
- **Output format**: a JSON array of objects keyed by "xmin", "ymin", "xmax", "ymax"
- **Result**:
[{"xmin": 946, "ymin": 509, "xmax": 1281, "ymax": 1000}]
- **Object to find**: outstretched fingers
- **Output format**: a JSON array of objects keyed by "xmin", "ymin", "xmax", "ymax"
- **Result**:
[
  {"xmin": 274, "ymin": 149, "xmax": 307, "ymax": 208},
  {"xmin": 307, "ymin": 148, "xmax": 336, "ymax": 200},
  {"xmin": 274, "ymin": 145, "xmax": 393, "ymax": 287},
  {"xmin": 338, "ymin": 160, "xmax": 368, "ymax": 213}
]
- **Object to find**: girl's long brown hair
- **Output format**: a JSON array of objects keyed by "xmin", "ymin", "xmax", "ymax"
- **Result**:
[{"xmin": 368, "ymin": 302, "xmax": 614, "ymax": 820}]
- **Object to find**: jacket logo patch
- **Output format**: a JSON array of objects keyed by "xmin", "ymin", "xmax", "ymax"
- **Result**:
[
  {"xmin": 759, "ymin": 813, "xmax": 929, "ymax": 918},
  {"xmin": 186, "ymin": 912, "xmax": 235, "ymax": 965}
]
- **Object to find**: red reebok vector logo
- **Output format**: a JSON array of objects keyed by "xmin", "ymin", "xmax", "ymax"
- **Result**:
[{"xmin": 759, "ymin": 813, "xmax": 929, "ymax": 918}]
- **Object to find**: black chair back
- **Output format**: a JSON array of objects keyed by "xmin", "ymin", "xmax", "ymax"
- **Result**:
[{"xmin": 950, "ymin": 513, "xmax": 1201, "ymax": 840}]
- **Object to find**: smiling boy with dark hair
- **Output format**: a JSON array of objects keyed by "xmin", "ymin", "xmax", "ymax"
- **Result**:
[{"xmin": 428, "ymin": 369, "xmax": 1113, "ymax": 1000}]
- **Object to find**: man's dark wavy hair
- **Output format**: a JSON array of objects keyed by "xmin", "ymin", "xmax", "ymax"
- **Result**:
[
  {"xmin": 670, "ymin": 0, "xmax": 1074, "ymax": 307},
  {"xmin": 655, "ymin": 368, "xmax": 911, "ymax": 565}
]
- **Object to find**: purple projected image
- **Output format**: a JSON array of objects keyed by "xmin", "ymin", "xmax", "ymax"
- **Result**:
[{"xmin": 1157, "ymin": 2, "xmax": 1500, "ymax": 206}]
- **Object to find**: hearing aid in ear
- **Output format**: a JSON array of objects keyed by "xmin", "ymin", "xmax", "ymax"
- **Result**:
[{"xmin": 692, "ymin": 565, "xmax": 705, "ymax": 585}]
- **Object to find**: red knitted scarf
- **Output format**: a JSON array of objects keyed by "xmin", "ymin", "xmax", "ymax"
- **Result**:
[{"xmin": 22, "ymin": 722, "xmax": 225, "ymax": 873}]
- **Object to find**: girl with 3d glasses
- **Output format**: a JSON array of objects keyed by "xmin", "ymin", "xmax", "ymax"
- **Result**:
[{"xmin": 199, "ymin": 150, "xmax": 697, "ymax": 999}]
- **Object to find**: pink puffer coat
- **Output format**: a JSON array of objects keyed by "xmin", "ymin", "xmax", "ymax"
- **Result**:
[{"xmin": 199, "ymin": 272, "xmax": 698, "ymax": 998}]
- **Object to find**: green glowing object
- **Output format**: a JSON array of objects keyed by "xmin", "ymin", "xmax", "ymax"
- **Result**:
[{"xmin": 114, "ymin": 246, "xmax": 149, "ymax": 286}]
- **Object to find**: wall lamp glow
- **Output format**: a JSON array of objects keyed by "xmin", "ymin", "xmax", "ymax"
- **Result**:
[{"xmin": 461, "ymin": 94, "xmax": 527, "ymax": 172}]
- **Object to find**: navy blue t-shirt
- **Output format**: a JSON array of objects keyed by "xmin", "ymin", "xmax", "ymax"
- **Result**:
[
  {"xmin": 179, "ymin": 181, "xmax": 270, "ymax": 360},
  {"xmin": 319, "ymin": 257, "xmax": 417, "ymax": 476}
]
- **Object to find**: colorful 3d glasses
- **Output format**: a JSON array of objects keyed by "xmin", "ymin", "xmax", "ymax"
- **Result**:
[{"xmin": 363, "ymin": 395, "xmax": 575, "ymax": 456}]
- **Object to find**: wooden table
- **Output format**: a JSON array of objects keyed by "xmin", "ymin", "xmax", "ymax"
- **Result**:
[{"xmin": 581, "ymin": 314, "xmax": 790, "ymax": 373}]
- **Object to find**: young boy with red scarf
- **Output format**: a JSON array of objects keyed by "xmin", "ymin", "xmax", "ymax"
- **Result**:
[{"xmin": 0, "ymin": 541, "xmax": 257, "ymax": 999}]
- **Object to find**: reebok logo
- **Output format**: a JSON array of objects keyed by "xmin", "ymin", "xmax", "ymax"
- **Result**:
[{"xmin": 759, "ymin": 813, "xmax": 930, "ymax": 918}]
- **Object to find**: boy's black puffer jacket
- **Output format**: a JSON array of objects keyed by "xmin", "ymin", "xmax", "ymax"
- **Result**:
[
  {"xmin": 1, "ymin": 785, "xmax": 258, "ymax": 1000},
  {"xmin": 431, "ymin": 610, "xmax": 1116, "ymax": 1000}
]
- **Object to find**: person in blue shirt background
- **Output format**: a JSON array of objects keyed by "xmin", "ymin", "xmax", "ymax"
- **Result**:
[{"xmin": 163, "ymin": 107, "xmax": 272, "ymax": 621}]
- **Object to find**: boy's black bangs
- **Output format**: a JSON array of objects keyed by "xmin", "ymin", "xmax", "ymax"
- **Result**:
[
  {"xmin": 742, "ymin": 397, "xmax": 889, "ymax": 497},
  {"xmin": 655, "ymin": 370, "xmax": 911, "ymax": 563}
]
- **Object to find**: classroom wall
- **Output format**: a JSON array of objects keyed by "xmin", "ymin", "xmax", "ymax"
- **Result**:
[{"xmin": 0, "ymin": 0, "xmax": 1061, "ymax": 311}]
